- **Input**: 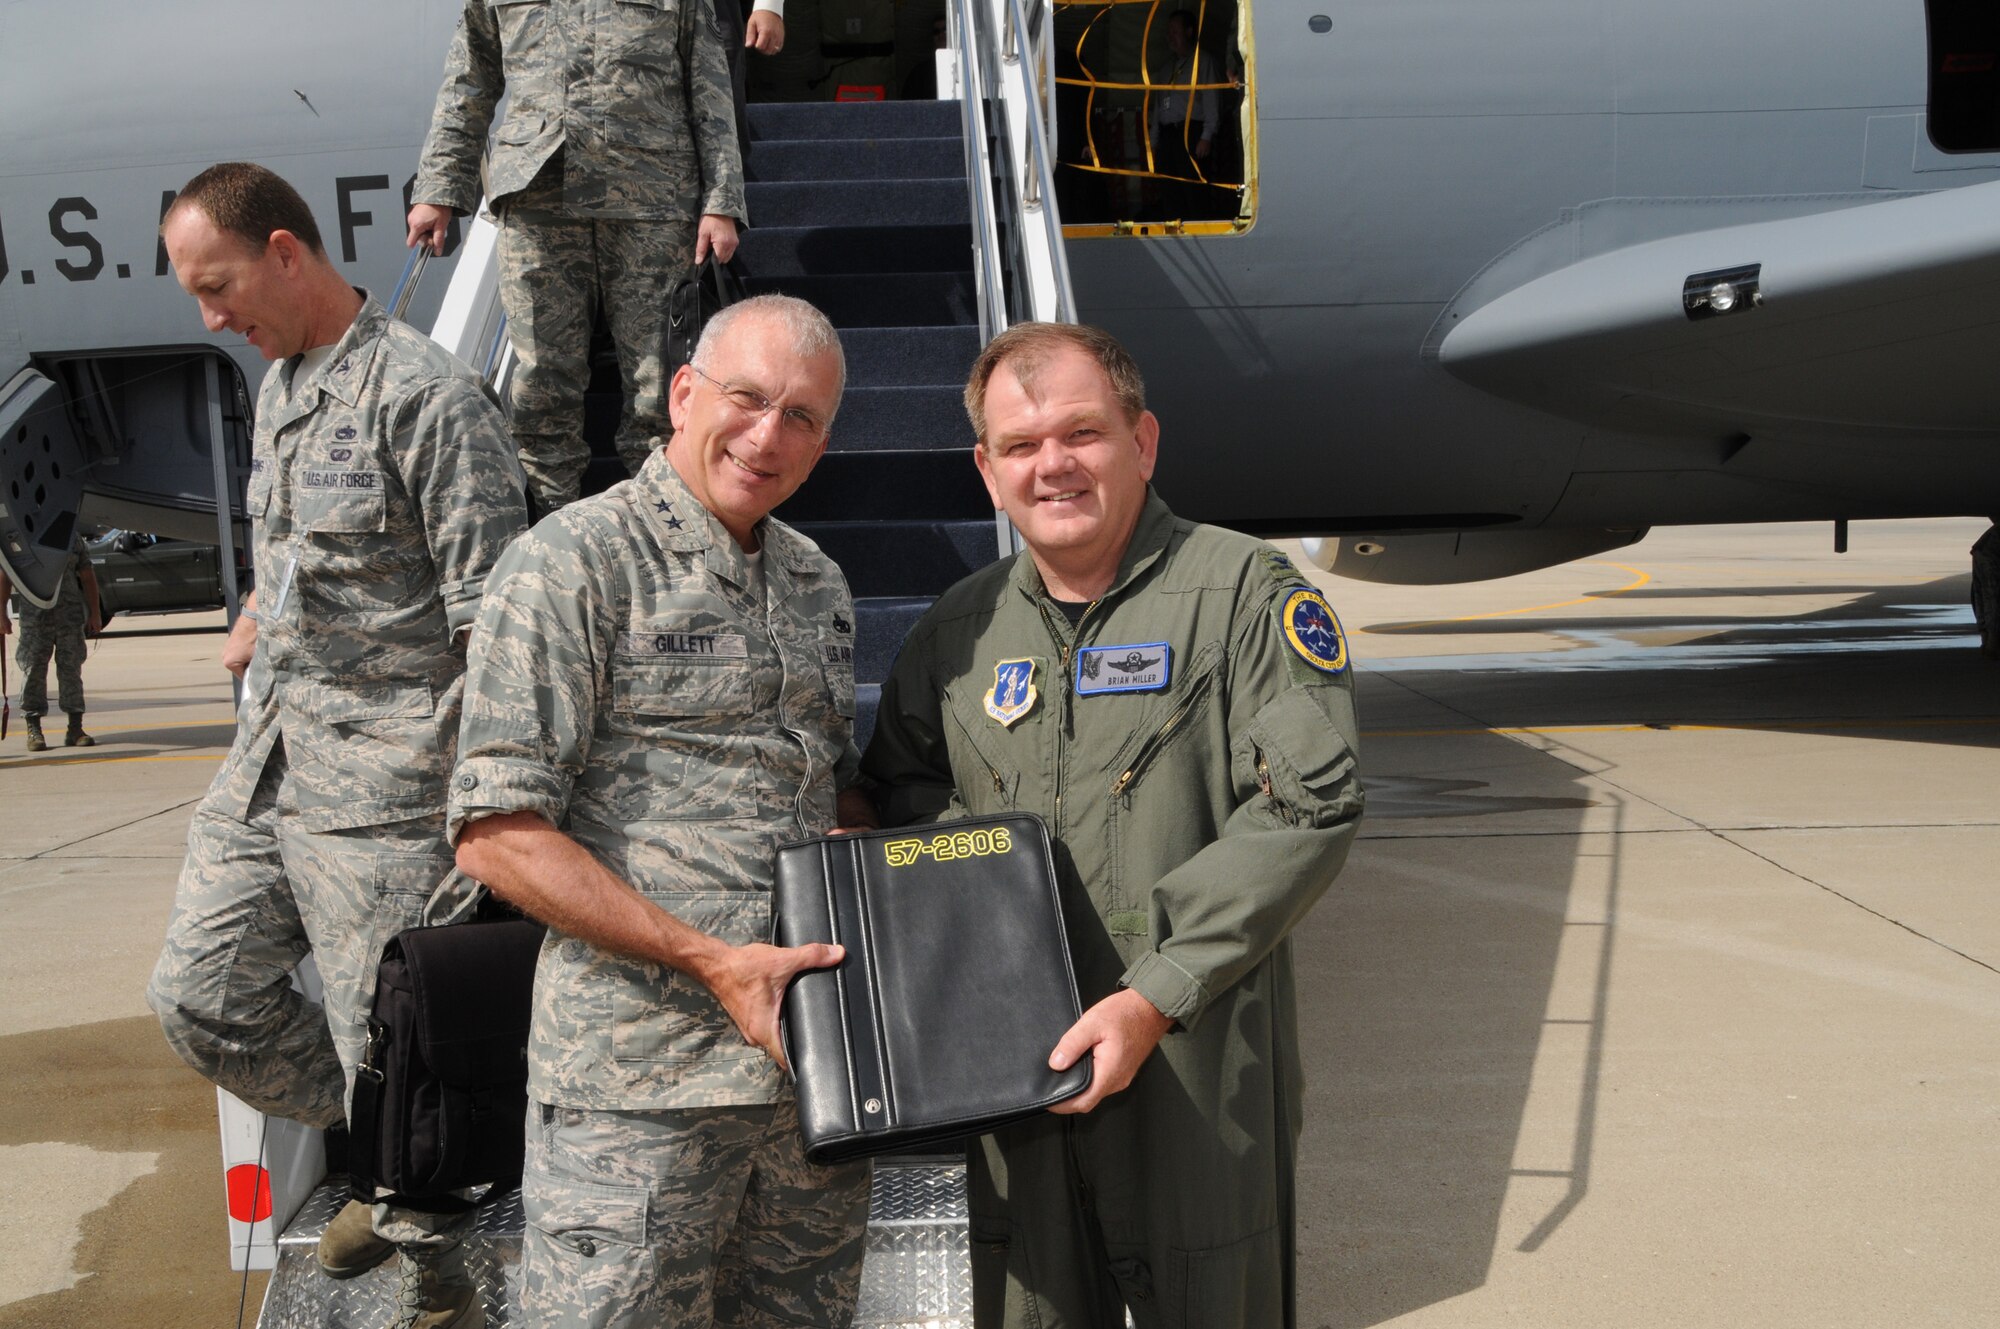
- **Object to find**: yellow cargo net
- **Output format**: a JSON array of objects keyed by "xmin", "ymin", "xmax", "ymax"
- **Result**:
[{"xmin": 1052, "ymin": 0, "xmax": 1255, "ymax": 236}]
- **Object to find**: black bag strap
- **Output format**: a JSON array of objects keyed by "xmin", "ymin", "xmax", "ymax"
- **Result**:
[{"xmin": 346, "ymin": 1020, "xmax": 386, "ymax": 1204}]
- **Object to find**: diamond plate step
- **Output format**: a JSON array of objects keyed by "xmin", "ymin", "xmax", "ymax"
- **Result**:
[{"xmin": 256, "ymin": 1162, "xmax": 971, "ymax": 1328}]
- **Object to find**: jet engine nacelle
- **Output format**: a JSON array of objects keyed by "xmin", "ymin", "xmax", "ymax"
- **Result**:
[{"xmin": 1301, "ymin": 526, "xmax": 1649, "ymax": 585}]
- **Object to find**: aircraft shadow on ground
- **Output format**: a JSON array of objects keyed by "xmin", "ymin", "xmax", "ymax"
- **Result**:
[
  {"xmin": 1296, "ymin": 786, "xmax": 1630, "ymax": 1326},
  {"xmin": 1354, "ymin": 573, "xmax": 1999, "ymax": 751},
  {"xmin": 1298, "ymin": 571, "xmax": 1991, "ymax": 1324}
]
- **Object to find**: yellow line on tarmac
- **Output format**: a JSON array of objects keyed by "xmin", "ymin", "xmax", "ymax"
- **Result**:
[
  {"xmin": 59, "ymin": 717, "xmax": 236, "ymax": 734},
  {"xmin": 0, "ymin": 752, "xmax": 224, "ymax": 768},
  {"xmin": 1361, "ymin": 561, "xmax": 1654, "ymax": 633},
  {"xmin": 1366, "ymin": 715, "xmax": 2000, "ymax": 740}
]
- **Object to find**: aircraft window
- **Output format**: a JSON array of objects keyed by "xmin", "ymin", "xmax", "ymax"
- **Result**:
[
  {"xmin": 1926, "ymin": 2, "xmax": 2000, "ymax": 151},
  {"xmin": 1052, "ymin": 0, "xmax": 1254, "ymax": 237}
]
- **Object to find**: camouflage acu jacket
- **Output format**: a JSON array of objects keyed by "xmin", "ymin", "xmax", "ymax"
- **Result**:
[
  {"xmin": 211, "ymin": 294, "xmax": 528, "ymax": 833},
  {"xmin": 413, "ymin": 0, "xmax": 746, "ymax": 223},
  {"xmin": 449, "ymin": 451, "xmax": 858, "ymax": 1110}
]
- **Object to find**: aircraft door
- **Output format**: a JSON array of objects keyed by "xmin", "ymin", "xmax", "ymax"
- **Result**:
[{"xmin": 0, "ymin": 369, "xmax": 90, "ymax": 607}]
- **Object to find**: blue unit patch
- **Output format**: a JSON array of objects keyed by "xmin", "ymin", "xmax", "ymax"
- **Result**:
[
  {"xmin": 1076, "ymin": 642, "xmax": 1172, "ymax": 695},
  {"xmin": 1280, "ymin": 588, "xmax": 1348, "ymax": 673},
  {"xmin": 985, "ymin": 658, "xmax": 1039, "ymax": 727}
]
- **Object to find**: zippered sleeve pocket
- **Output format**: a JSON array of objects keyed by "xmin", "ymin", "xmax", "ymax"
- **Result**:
[{"xmin": 1243, "ymin": 688, "xmax": 1360, "ymax": 828}]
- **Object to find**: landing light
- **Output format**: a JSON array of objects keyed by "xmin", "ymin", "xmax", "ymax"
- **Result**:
[{"xmin": 1684, "ymin": 264, "xmax": 1762, "ymax": 321}]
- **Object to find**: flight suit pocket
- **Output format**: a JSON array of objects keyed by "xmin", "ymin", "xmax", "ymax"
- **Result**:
[
  {"xmin": 610, "ymin": 893, "xmax": 770, "ymax": 1064},
  {"xmin": 523, "ymin": 1160, "xmax": 650, "ymax": 1328},
  {"xmin": 942, "ymin": 689, "xmax": 1026, "ymax": 811},
  {"xmin": 1168, "ymin": 1224, "xmax": 1284, "ymax": 1326},
  {"xmin": 1245, "ymin": 688, "xmax": 1358, "ymax": 828}
]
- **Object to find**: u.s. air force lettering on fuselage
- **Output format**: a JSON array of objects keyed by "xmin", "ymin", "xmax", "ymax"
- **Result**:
[{"xmin": 0, "ymin": 172, "xmax": 458, "ymax": 291}]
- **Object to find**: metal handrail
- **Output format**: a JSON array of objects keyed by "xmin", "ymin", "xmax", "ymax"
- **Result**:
[
  {"xmin": 949, "ymin": 0, "xmax": 1012, "ymax": 341},
  {"xmin": 387, "ymin": 246, "xmax": 430, "ymax": 322},
  {"xmin": 1000, "ymin": 0, "xmax": 1076, "ymax": 322}
]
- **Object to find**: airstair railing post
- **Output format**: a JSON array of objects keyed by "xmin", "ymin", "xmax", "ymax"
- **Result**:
[{"xmin": 203, "ymin": 354, "xmax": 244, "ymax": 707}]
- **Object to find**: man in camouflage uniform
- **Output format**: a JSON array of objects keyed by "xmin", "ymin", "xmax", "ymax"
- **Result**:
[
  {"xmin": 407, "ymin": 0, "xmax": 747, "ymax": 516},
  {"xmin": 0, "ymin": 540, "xmax": 102, "ymax": 750},
  {"xmin": 146, "ymin": 162, "xmax": 529, "ymax": 1329},
  {"xmin": 451, "ymin": 295, "xmax": 870, "ymax": 1328},
  {"xmin": 863, "ymin": 323, "xmax": 1365, "ymax": 1328}
]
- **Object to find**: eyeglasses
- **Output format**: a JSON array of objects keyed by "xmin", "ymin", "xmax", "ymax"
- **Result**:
[{"xmin": 691, "ymin": 366, "xmax": 829, "ymax": 444}]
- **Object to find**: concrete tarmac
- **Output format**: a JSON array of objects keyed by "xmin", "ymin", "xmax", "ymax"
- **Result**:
[{"xmin": 2, "ymin": 518, "xmax": 1996, "ymax": 1327}]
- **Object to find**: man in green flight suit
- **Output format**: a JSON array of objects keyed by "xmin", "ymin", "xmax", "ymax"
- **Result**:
[{"xmin": 863, "ymin": 322, "xmax": 1365, "ymax": 1328}]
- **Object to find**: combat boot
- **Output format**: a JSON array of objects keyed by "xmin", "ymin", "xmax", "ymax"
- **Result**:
[
  {"xmin": 389, "ymin": 1242, "xmax": 483, "ymax": 1329},
  {"xmin": 316, "ymin": 1198, "xmax": 394, "ymax": 1280},
  {"xmin": 23, "ymin": 717, "xmax": 46, "ymax": 752},
  {"xmin": 64, "ymin": 714, "xmax": 94, "ymax": 747}
]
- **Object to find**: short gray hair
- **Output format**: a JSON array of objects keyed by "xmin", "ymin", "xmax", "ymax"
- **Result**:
[{"xmin": 692, "ymin": 294, "xmax": 847, "ymax": 411}]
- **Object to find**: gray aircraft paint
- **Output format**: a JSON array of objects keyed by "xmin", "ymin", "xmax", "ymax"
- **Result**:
[{"xmin": 4, "ymin": 0, "xmax": 2000, "ymax": 600}]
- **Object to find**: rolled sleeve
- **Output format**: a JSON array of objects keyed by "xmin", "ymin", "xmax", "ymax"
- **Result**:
[
  {"xmin": 450, "ymin": 521, "xmax": 609, "ymax": 848},
  {"xmin": 447, "ymin": 754, "xmax": 572, "ymax": 844}
]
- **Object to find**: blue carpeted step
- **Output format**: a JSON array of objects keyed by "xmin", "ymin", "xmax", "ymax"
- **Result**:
[
  {"xmin": 852, "ymin": 595, "xmax": 936, "ymax": 682},
  {"xmin": 794, "ymin": 518, "xmax": 999, "ymax": 598},
  {"xmin": 839, "ymin": 326, "xmax": 982, "ymax": 388},
  {"xmin": 748, "ymin": 99, "xmax": 961, "ymax": 142},
  {"xmin": 777, "ymin": 451, "xmax": 989, "ymax": 523},
  {"xmin": 746, "ymin": 137, "xmax": 964, "ymax": 183},
  {"xmin": 736, "ymin": 225, "xmax": 971, "ymax": 281},
  {"xmin": 833, "ymin": 385, "xmax": 972, "ymax": 452},
  {"xmin": 749, "ymin": 178, "xmax": 968, "ymax": 228},
  {"xmin": 855, "ymin": 682, "xmax": 882, "ymax": 751},
  {"xmin": 746, "ymin": 271, "xmax": 977, "ymax": 328}
]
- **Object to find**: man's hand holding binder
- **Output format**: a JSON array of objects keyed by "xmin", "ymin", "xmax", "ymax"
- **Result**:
[{"xmin": 1046, "ymin": 988, "xmax": 1175, "ymax": 1114}]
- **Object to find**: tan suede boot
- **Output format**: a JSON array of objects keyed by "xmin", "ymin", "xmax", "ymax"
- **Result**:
[
  {"xmin": 316, "ymin": 1198, "xmax": 394, "ymax": 1280},
  {"xmin": 389, "ymin": 1242, "xmax": 484, "ymax": 1329}
]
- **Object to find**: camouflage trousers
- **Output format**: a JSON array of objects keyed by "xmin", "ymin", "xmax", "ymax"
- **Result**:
[
  {"xmin": 12, "ymin": 594, "xmax": 87, "ymax": 717},
  {"xmin": 495, "ymin": 189, "xmax": 698, "ymax": 514},
  {"xmin": 522, "ymin": 1097, "xmax": 870, "ymax": 1328},
  {"xmin": 148, "ymin": 741, "xmax": 480, "ymax": 1248}
]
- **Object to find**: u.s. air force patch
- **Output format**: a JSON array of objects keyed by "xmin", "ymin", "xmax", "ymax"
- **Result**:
[
  {"xmin": 985, "ymin": 658, "xmax": 1038, "ymax": 726},
  {"xmin": 1279, "ymin": 588, "xmax": 1348, "ymax": 673}
]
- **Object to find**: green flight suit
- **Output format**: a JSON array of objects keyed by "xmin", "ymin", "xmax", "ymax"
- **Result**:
[{"xmin": 863, "ymin": 490, "xmax": 1364, "ymax": 1328}]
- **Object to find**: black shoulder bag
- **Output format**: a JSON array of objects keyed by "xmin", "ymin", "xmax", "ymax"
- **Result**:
[{"xmin": 347, "ymin": 916, "xmax": 546, "ymax": 1211}]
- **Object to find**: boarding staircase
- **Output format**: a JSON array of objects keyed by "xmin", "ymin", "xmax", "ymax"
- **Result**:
[{"xmin": 241, "ymin": 0, "xmax": 1074, "ymax": 1324}]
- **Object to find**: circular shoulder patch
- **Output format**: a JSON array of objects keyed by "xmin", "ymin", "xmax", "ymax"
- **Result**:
[{"xmin": 1280, "ymin": 587, "xmax": 1348, "ymax": 673}]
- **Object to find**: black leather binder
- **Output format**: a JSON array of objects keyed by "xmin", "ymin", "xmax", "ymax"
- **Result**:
[{"xmin": 773, "ymin": 813, "xmax": 1090, "ymax": 1164}]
